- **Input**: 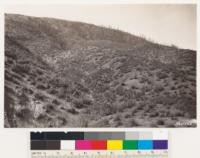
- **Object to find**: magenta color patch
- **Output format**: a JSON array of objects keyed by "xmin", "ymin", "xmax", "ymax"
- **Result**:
[{"xmin": 75, "ymin": 140, "xmax": 92, "ymax": 150}]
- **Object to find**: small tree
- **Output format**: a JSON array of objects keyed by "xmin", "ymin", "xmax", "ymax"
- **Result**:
[{"xmin": 19, "ymin": 89, "xmax": 29, "ymax": 107}]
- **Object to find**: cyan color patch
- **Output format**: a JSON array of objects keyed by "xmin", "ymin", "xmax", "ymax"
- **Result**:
[{"xmin": 138, "ymin": 140, "xmax": 153, "ymax": 150}]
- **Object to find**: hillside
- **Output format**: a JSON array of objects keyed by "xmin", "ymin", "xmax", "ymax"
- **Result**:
[{"xmin": 4, "ymin": 14, "xmax": 196, "ymax": 127}]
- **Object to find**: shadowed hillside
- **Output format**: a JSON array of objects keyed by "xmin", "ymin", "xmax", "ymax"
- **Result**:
[{"xmin": 4, "ymin": 14, "xmax": 196, "ymax": 127}]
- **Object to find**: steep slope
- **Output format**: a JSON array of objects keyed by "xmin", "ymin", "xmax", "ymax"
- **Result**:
[{"xmin": 5, "ymin": 14, "xmax": 196, "ymax": 127}]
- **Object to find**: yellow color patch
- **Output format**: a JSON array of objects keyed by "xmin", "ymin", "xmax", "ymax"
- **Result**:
[{"xmin": 107, "ymin": 140, "xmax": 123, "ymax": 150}]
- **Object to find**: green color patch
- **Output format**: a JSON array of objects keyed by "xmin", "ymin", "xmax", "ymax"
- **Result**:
[{"xmin": 123, "ymin": 140, "xmax": 138, "ymax": 150}]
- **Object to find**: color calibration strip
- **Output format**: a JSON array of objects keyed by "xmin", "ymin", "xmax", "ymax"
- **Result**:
[
  {"xmin": 31, "ymin": 139, "xmax": 168, "ymax": 150},
  {"xmin": 31, "ymin": 131, "xmax": 168, "ymax": 150},
  {"xmin": 31, "ymin": 131, "xmax": 168, "ymax": 158}
]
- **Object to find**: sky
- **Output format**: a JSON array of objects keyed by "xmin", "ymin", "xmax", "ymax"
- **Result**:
[{"xmin": 4, "ymin": 4, "xmax": 197, "ymax": 50}]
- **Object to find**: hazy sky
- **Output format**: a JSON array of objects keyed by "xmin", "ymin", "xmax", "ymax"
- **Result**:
[{"xmin": 5, "ymin": 4, "xmax": 196, "ymax": 50}]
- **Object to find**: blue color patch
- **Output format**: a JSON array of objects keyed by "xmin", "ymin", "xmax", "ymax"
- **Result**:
[{"xmin": 138, "ymin": 140, "xmax": 153, "ymax": 150}]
